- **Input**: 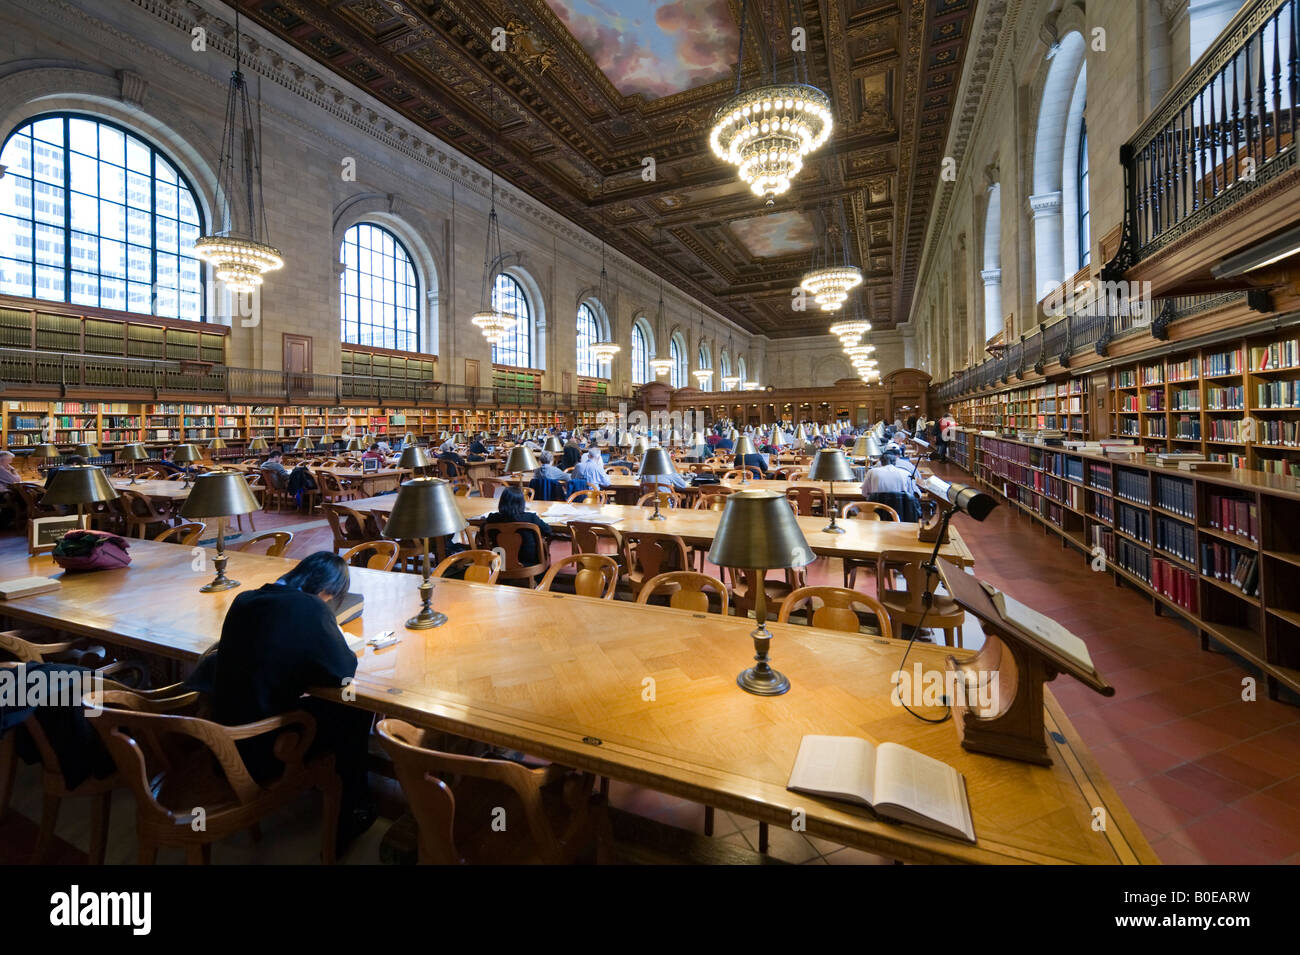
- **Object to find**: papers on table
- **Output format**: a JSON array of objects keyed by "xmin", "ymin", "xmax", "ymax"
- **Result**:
[{"xmin": 532, "ymin": 504, "xmax": 623, "ymax": 523}]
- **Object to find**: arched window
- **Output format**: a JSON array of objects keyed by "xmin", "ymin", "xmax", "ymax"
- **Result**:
[
  {"xmin": 1076, "ymin": 115, "xmax": 1090, "ymax": 270},
  {"xmin": 339, "ymin": 222, "xmax": 420, "ymax": 351},
  {"xmin": 576, "ymin": 302, "xmax": 601, "ymax": 377},
  {"xmin": 490, "ymin": 272, "xmax": 531, "ymax": 367},
  {"xmin": 982, "ymin": 183, "xmax": 1003, "ymax": 341},
  {"xmin": 719, "ymin": 351, "xmax": 731, "ymax": 389},
  {"xmin": 698, "ymin": 341, "xmax": 711, "ymax": 369},
  {"xmin": 0, "ymin": 113, "xmax": 205, "ymax": 319},
  {"xmin": 670, "ymin": 333, "xmax": 686, "ymax": 388},
  {"xmin": 631, "ymin": 320, "xmax": 650, "ymax": 385},
  {"xmin": 1031, "ymin": 32, "xmax": 1086, "ymax": 296}
]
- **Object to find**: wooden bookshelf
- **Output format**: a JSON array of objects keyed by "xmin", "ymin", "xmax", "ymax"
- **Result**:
[
  {"xmin": 949, "ymin": 378, "xmax": 1089, "ymax": 437},
  {"xmin": 944, "ymin": 427, "xmax": 1300, "ymax": 701}
]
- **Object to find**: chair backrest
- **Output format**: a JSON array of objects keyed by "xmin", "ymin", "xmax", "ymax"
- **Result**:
[
  {"xmin": 119, "ymin": 488, "xmax": 165, "ymax": 521},
  {"xmin": 0, "ymin": 630, "xmax": 78, "ymax": 663},
  {"xmin": 433, "ymin": 549, "xmax": 503, "ymax": 584},
  {"xmin": 333, "ymin": 504, "xmax": 379, "ymax": 542},
  {"xmin": 448, "ymin": 476, "xmax": 472, "ymax": 496},
  {"xmin": 622, "ymin": 531, "xmax": 689, "ymax": 579},
  {"xmin": 785, "ymin": 485, "xmax": 828, "ymax": 513},
  {"xmin": 477, "ymin": 521, "xmax": 548, "ymax": 574},
  {"xmin": 635, "ymin": 490, "xmax": 681, "ymax": 510},
  {"xmin": 152, "ymin": 521, "xmax": 206, "ymax": 546},
  {"xmin": 777, "ymin": 586, "xmax": 893, "ymax": 639},
  {"xmin": 536, "ymin": 554, "xmax": 619, "ymax": 599},
  {"xmin": 869, "ymin": 492, "xmax": 921, "ymax": 522},
  {"xmin": 786, "ymin": 468, "xmax": 809, "ymax": 481},
  {"xmin": 844, "ymin": 501, "xmax": 899, "ymax": 521},
  {"xmin": 341, "ymin": 540, "xmax": 400, "ymax": 571},
  {"xmin": 259, "ymin": 466, "xmax": 285, "ymax": 490},
  {"xmin": 606, "ymin": 465, "xmax": 631, "ymax": 476},
  {"xmin": 566, "ymin": 488, "xmax": 610, "ymax": 505},
  {"xmin": 318, "ymin": 471, "xmax": 346, "ymax": 495},
  {"xmin": 875, "ymin": 551, "xmax": 939, "ymax": 613},
  {"xmin": 237, "ymin": 531, "xmax": 294, "ymax": 557},
  {"xmin": 478, "ymin": 477, "xmax": 508, "ymax": 499},
  {"xmin": 635, "ymin": 571, "xmax": 729, "ymax": 615},
  {"xmin": 568, "ymin": 520, "xmax": 623, "ymax": 559},
  {"xmin": 375, "ymin": 718, "xmax": 563, "ymax": 864}
]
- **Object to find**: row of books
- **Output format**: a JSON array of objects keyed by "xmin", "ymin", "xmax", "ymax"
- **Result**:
[
  {"xmin": 1115, "ymin": 467, "xmax": 1149, "ymax": 504},
  {"xmin": 1089, "ymin": 462, "xmax": 1113, "ymax": 493},
  {"xmin": 1168, "ymin": 359, "xmax": 1198, "ymax": 381},
  {"xmin": 1207, "ymin": 418, "xmax": 1247, "ymax": 441},
  {"xmin": 1205, "ymin": 493, "xmax": 1260, "ymax": 543},
  {"xmin": 1154, "ymin": 514, "xmax": 1196, "ymax": 562},
  {"xmin": 1116, "ymin": 538, "xmax": 1151, "ymax": 583},
  {"xmin": 1170, "ymin": 388, "xmax": 1200, "ymax": 410},
  {"xmin": 1172, "ymin": 415, "xmax": 1201, "ymax": 439},
  {"xmin": 1147, "ymin": 420, "xmax": 1168, "ymax": 438},
  {"xmin": 1249, "ymin": 339, "xmax": 1299, "ymax": 370},
  {"xmin": 1203, "ymin": 348, "xmax": 1245, "ymax": 377},
  {"xmin": 1255, "ymin": 380, "xmax": 1300, "ymax": 409},
  {"xmin": 1151, "ymin": 558, "xmax": 1200, "ymax": 613},
  {"xmin": 1116, "ymin": 370, "xmax": 1138, "ymax": 388},
  {"xmin": 1257, "ymin": 419, "xmax": 1300, "ymax": 446},
  {"xmin": 1118, "ymin": 395, "xmax": 1140, "ymax": 412},
  {"xmin": 1206, "ymin": 385, "xmax": 1245, "ymax": 410},
  {"xmin": 1140, "ymin": 365, "xmax": 1165, "ymax": 385},
  {"xmin": 1117, "ymin": 502, "xmax": 1151, "ymax": 543},
  {"xmin": 1260, "ymin": 457, "xmax": 1300, "ymax": 477},
  {"xmin": 1145, "ymin": 394, "xmax": 1166, "ymax": 411},
  {"xmin": 1090, "ymin": 494, "xmax": 1114, "ymax": 522},
  {"xmin": 1154, "ymin": 474, "xmax": 1196, "ymax": 517},
  {"xmin": 1200, "ymin": 541, "xmax": 1260, "ymax": 597}
]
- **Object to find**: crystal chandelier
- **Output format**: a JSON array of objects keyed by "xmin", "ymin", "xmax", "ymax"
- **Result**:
[
  {"xmin": 648, "ymin": 268, "xmax": 673, "ymax": 377},
  {"xmin": 472, "ymin": 88, "xmax": 514, "ymax": 345},
  {"xmin": 829, "ymin": 320, "xmax": 871, "ymax": 347},
  {"xmin": 192, "ymin": 8, "xmax": 282, "ymax": 293},
  {"xmin": 591, "ymin": 342, "xmax": 620, "ymax": 366},
  {"xmin": 742, "ymin": 380, "xmax": 759, "ymax": 390},
  {"xmin": 709, "ymin": 0, "xmax": 832, "ymax": 204},
  {"xmin": 800, "ymin": 202, "xmax": 861, "ymax": 312},
  {"xmin": 843, "ymin": 344, "xmax": 876, "ymax": 362},
  {"xmin": 722, "ymin": 375, "xmax": 742, "ymax": 389},
  {"xmin": 589, "ymin": 181, "xmax": 620, "ymax": 367},
  {"xmin": 693, "ymin": 369, "xmax": 714, "ymax": 387}
]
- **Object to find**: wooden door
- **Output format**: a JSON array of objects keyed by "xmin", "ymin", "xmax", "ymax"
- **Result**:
[{"xmin": 283, "ymin": 334, "xmax": 311, "ymax": 396}]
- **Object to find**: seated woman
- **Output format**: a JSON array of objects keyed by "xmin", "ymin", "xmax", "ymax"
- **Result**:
[
  {"xmin": 187, "ymin": 552, "xmax": 375, "ymax": 848},
  {"xmin": 361, "ymin": 443, "xmax": 385, "ymax": 462},
  {"xmin": 482, "ymin": 487, "xmax": 551, "ymax": 566}
]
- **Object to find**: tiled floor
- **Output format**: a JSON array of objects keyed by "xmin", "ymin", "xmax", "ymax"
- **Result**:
[{"xmin": 4, "ymin": 476, "xmax": 1298, "ymax": 864}]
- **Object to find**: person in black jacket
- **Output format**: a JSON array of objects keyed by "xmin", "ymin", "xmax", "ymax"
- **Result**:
[
  {"xmin": 482, "ymin": 487, "xmax": 551, "ymax": 567},
  {"xmin": 190, "ymin": 552, "xmax": 374, "ymax": 848}
]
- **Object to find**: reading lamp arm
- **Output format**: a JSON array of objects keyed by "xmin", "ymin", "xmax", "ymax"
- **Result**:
[{"xmin": 920, "ymin": 506, "xmax": 955, "ymax": 610}]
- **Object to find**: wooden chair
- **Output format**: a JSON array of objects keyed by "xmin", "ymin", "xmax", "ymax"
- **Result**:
[
  {"xmin": 448, "ymin": 476, "xmax": 472, "ymax": 496},
  {"xmin": 537, "ymin": 554, "xmax": 619, "ymax": 599},
  {"xmin": 258, "ymin": 467, "xmax": 293, "ymax": 512},
  {"xmin": 785, "ymin": 485, "xmax": 828, "ymax": 518},
  {"xmin": 724, "ymin": 566, "xmax": 807, "ymax": 624},
  {"xmin": 89, "ymin": 688, "xmax": 342, "ymax": 864},
  {"xmin": 635, "ymin": 490, "xmax": 682, "ymax": 512},
  {"xmin": 635, "ymin": 571, "xmax": 730, "ymax": 615},
  {"xmin": 324, "ymin": 504, "xmax": 376, "ymax": 555},
  {"xmin": 237, "ymin": 531, "xmax": 294, "ymax": 557},
  {"xmin": 605, "ymin": 465, "xmax": 631, "ymax": 476},
  {"xmin": 785, "ymin": 468, "xmax": 809, "ymax": 481},
  {"xmin": 0, "ymin": 661, "xmax": 195, "ymax": 865},
  {"xmin": 478, "ymin": 477, "xmax": 510, "ymax": 499},
  {"xmin": 620, "ymin": 531, "xmax": 690, "ymax": 600},
  {"xmin": 721, "ymin": 468, "xmax": 761, "ymax": 482},
  {"xmin": 12, "ymin": 481, "xmax": 62, "ymax": 531},
  {"xmin": 433, "ymin": 550, "xmax": 503, "ymax": 584},
  {"xmin": 567, "ymin": 520, "xmax": 625, "ymax": 573},
  {"xmin": 778, "ymin": 586, "xmax": 894, "ymax": 639},
  {"xmin": 841, "ymin": 502, "xmax": 900, "ymax": 588},
  {"xmin": 475, "ymin": 522, "xmax": 549, "ymax": 586},
  {"xmin": 118, "ymin": 488, "xmax": 174, "ymax": 539},
  {"xmin": 566, "ymin": 488, "xmax": 611, "ymax": 504},
  {"xmin": 317, "ymin": 470, "xmax": 356, "ymax": 507},
  {"xmin": 152, "ymin": 521, "xmax": 206, "ymax": 546},
  {"xmin": 875, "ymin": 550, "xmax": 965, "ymax": 647},
  {"xmin": 340, "ymin": 540, "xmax": 400, "ymax": 571},
  {"xmin": 376, "ymin": 718, "xmax": 608, "ymax": 864}
]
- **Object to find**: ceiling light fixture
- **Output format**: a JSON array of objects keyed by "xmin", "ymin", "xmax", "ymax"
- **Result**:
[
  {"xmin": 471, "ymin": 87, "xmax": 515, "ymax": 345},
  {"xmin": 192, "ymin": 8, "xmax": 282, "ymax": 292},
  {"xmin": 709, "ymin": 0, "xmax": 832, "ymax": 204},
  {"xmin": 589, "ymin": 180, "xmax": 620, "ymax": 367},
  {"xmin": 800, "ymin": 201, "xmax": 861, "ymax": 312}
]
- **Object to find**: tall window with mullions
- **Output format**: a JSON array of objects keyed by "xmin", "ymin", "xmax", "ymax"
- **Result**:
[
  {"xmin": 490, "ymin": 273, "xmax": 531, "ymax": 368},
  {"xmin": 576, "ymin": 302, "xmax": 600, "ymax": 377},
  {"xmin": 339, "ymin": 222, "xmax": 420, "ymax": 352},
  {"xmin": 1077, "ymin": 115, "xmax": 1090, "ymax": 270},
  {"xmin": 0, "ymin": 113, "xmax": 205, "ymax": 319}
]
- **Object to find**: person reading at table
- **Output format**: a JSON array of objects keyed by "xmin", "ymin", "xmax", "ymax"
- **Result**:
[
  {"xmin": 438, "ymin": 438, "xmax": 467, "ymax": 475},
  {"xmin": 0, "ymin": 450, "xmax": 21, "ymax": 488},
  {"xmin": 261, "ymin": 449, "xmax": 290, "ymax": 488},
  {"xmin": 483, "ymin": 487, "xmax": 552, "ymax": 567},
  {"xmin": 187, "ymin": 551, "xmax": 376, "ymax": 849},
  {"xmin": 573, "ymin": 447, "xmax": 611, "ymax": 490},
  {"xmin": 861, "ymin": 449, "xmax": 921, "ymax": 521},
  {"xmin": 468, "ymin": 433, "xmax": 489, "ymax": 460},
  {"xmin": 361, "ymin": 443, "xmax": 385, "ymax": 462}
]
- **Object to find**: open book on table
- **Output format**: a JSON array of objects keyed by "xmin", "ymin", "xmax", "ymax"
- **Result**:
[{"xmin": 788, "ymin": 735, "xmax": 975, "ymax": 843}]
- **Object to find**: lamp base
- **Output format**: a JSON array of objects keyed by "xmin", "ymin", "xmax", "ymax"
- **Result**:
[
  {"xmin": 200, "ymin": 576, "xmax": 240, "ymax": 593},
  {"xmin": 822, "ymin": 520, "xmax": 846, "ymax": 534},
  {"xmin": 737, "ymin": 665, "xmax": 790, "ymax": 696},
  {"xmin": 648, "ymin": 511, "xmax": 668, "ymax": 521},
  {"xmin": 405, "ymin": 610, "xmax": 447, "ymax": 630}
]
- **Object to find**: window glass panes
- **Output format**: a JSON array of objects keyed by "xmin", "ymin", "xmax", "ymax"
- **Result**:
[
  {"xmin": 339, "ymin": 222, "xmax": 420, "ymax": 353},
  {"xmin": 576, "ymin": 303, "xmax": 600, "ymax": 377},
  {"xmin": 631, "ymin": 323, "xmax": 649, "ymax": 384},
  {"xmin": 1078, "ymin": 117, "xmax": 1091, "ymax": 270},
  {"xmin": 490, "ymin": 273, "xmax": 531, "ymax": 368},
  {"xmin": 670, "ymin": 335, "xmax": 686, "ymax": 388},
  {"xmin": 0, "ymin": 114, "xmax": 205, "ymax": 319}
]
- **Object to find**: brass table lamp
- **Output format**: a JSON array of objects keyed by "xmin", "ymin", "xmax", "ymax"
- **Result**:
[
  {"xmin": 400, "ymin": 445, "xmax": 433, "ymax": 476},
  {"xmin": 707, "ymin": 490, "xmax": 815, "ymax": 696},
  {"xmin": 117, "ymin": 442, "xmax": 148, "ymax": 484},
  {"xmin": 248, "ymin": 436, "xmax": 269, "ymax": 453},
  {"xmin": 345, "ymin": 437, "xmax": 363, "ymax": 453},
  {"xmin": 732, "ymin": 435, "xmax": 758, "ymax": 485},
  {"xmin": 293, "ymin": 436, "xmax": 313, "ymax": 453},
  {"xmin": 808, "ymin": 448, "xmax": 855, "ymax": 534},
  {"xmin": 543, "ymin": 435, "xmax": 564, "ymax": 454},
  {"xmin": 383, "ymin": 478, "xmax": 469, "ymax": 629},
  {"xmin": 180, "ymin": 470, "xmax": 261, "ymax": 592},
  {"xmin": 637, "ymin": 447, "xmax": 678, "ymax": 521},
  {"xmin": 74, "ymin": 443, "xmax": 100, "ymax": 460},
  {"xmin": 504, "ymin": 445, "xmax": 538, "ymax": 489},
  {"xmin": 172, "ymin": 444, "xmax": 202, "ymax": 487},
  {"xmin": 42, "ymin": 464, "xmax": 120, "ymax": 526}
]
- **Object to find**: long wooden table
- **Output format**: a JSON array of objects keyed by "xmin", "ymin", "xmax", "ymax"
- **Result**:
[
  {"xmin": 318, "ymin": 466, "xmax": 408, "ymax": 496},
  {"xmin": 343, "ymin": 494, "xmax": 976, "ymax": 566},
  {"xmin": 109, "ymin": 478, "xmax": 192, "ymax": 502},
  {"xmin": 0, "ymin": 537, "xmax": 1155, "ymax": 864}
]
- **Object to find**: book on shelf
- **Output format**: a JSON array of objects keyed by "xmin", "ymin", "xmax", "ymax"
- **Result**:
[{"xmin": 787, "ymin": 735, "xmax": 975, "ymax": 844}]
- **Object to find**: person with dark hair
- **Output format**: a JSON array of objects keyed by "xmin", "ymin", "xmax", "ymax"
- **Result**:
[
  {"xmin": 861, "ymin": 450, "xmax": 921, "ymax": 521},
  {"xmin": 261, "ymin": 449, "xmax": 289, "ymax": 489},
  {"xmin": 188, "ymin": 551, "xmax": 375, "ymax": 849},
  {"xmin": 560, "ymin": 442, "xmax": 583, "ymax": 470},
  {"xmin": 361, "ymin": 443, "xmax": 384, "ymax": 462},
  {"xmin": 482, "ymin": 487, "xmax": 552, "ymax": 566},
  {"xmin": 468, "ymin": 433, "xmax": 489, "ymax": 460},
  {"xmin": 156, "ymin": 447, "xmax": 186, "ymax": 476}
]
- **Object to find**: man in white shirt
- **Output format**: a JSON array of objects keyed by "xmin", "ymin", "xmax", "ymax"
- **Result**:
[
  {"xmin": 861, "ymin": 450, "xmax": 920, "ymax": 497},
  {"xmin": 573, "ymin": 447, "xmax": 611, "ymax": 489}
]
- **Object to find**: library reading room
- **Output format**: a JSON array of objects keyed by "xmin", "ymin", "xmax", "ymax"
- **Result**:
[{"xmin": 0, "ymin": 0, "xmax": 1296, "ymax": 910}]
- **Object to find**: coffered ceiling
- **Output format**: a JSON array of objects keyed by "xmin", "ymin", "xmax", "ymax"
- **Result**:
[{"xmin": 227, "ymin": 0, "xmax": 974, "ymax": 337}]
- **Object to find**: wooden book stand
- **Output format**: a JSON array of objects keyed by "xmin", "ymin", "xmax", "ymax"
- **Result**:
[{"xmin": 935, "ymin": 557, "xmax": 1114, "ymax": 765}]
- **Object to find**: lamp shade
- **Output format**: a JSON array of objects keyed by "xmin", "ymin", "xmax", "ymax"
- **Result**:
[
  {"xmin": 31, "ymin": 443, "xmax": 60, "ymax": 459},
  {"xmin": 117, "ymin": 442, "xmax": 149, "ymax": 463},
  {"xmin": 707, "ymin": 490, "xmax": 815, "ymax": 570},
  {"xmin": 637, "ymin": 447, "xmax": 677, "ymax": 479},
  {"xmin": 74, "ymin": 444, "xmax": 100, "ymax": 459},
  {"xmin": 631, "ymin": 436, "xmax": 650, "ymax": 456},
  {"xmin": 808, "ymin": 448, "xmax": 855, "ymax": 483},
  {"xmin": 179, "ymin": 470, "xmax": 261, "ymax": 519},
  {"xmin": 733, "ymin": 435, "xmax": 758, "ymax": 458},
  {"xmin": 315, "ymin": 436, "xmax": 333, "ymax": 449},
  {"xmin": 383, "ymin": 477, "xmax": 467, "ymax": 541},
  {"xmin": 505, "ymin": 446, "xmax": 538, "ymax": 474},
  {"xmin": 248, "ymin": 436, "xmax": 269, "ymax": 452},
  {"xmin": 851, "ymin": 435, "xmax": 872, "ymax": 457},
  {"xmin": 172, "ymin": 444, "xmax": 203, "ymax": 464},
  {"xmin": 619, "ymin": 431, "xmax": 633, "ymax": 448},
  {"xmin": 345, "ymin": 438, "xmax": 362, "ymax": 452},
  {"xmin": 399, "ymin": 446, "xmax": 432, "ymax": 470},
  {"xmin": 543, "ymin": 436, "xmax": 564, "ymax": 453},
  {"xmin": 867, "ymin": 435, "xmax": 883, "ymax": 457},
  {"xmin": 209, "ymin": 437, "xmax": 227, "ymax": 450},
  {"xmin": 293, "ymin": 436, "xmax": 313, "ymax": 451},
  {"xmin": 793, "ymin": 424, "xmax": 808, "ymax": 443},
  {"xmin": 42, "ymin": 465, "xmax": 120, "ymax": 506}
]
